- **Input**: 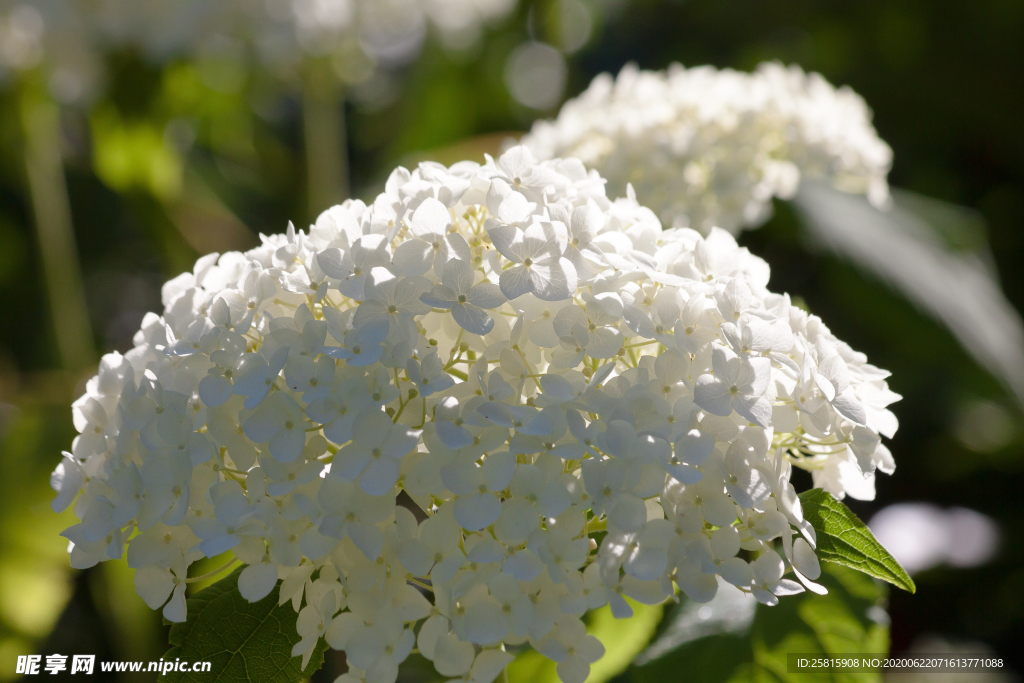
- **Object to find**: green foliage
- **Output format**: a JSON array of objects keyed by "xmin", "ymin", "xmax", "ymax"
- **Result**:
[
  {"xmin": 91, "ymin": 105, "xmax": 183, "ymax": 200},
  {"xmin": 631, "ymin": 564, "xmax": 888, "ymax": 683},
  {"xmin": 0, "ymin": 402, "xmax": 80, "ymax": 676},
  {"xmin": 160, "ymin": 566, "xmax": 327, "ymax": 683},
  {"xmin": 799, "ymin": 489, "xmax": 915, "ymax": 593},
  {"xmin": 0, "ymin": 216, "xmax": 27, "ymax": 286},
  {"xmin": 507, "ymin": 597, "xmax": 664, "ymax": 683}
]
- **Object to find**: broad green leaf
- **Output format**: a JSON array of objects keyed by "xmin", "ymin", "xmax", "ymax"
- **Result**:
[
  {"xmin": 159, "ymin": 566, "xmax": 327, "ymax": 683},
  {"xmin": 632, "ymin": 632, "xmax": 754, "ymax": 683},
  {"xmin": 632, "ymin": 565, "xmax": 888, "ymax": 683},
  {"xmin": 891, "ymin": 188, "xmax": 988, "ymax": 254},
  {"xmin": 750, "ymin": 565, "xmax": 889, "ymax": 683},
  {"xmin": 507, "ymin": 597, "xmax": 664, "ymax": 683},
  {"xmin": 799, "ymin": 489, "xmax": 915, "ymax": 593},
  {"xmin": 0, "ymin": 404, "xmax": 80, "ymax": 675}
]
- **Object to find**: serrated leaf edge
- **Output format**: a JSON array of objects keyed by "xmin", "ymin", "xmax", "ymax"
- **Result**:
[{"xmin": 800, "ymin": 489, "xmax": 916, "ymax": 594}]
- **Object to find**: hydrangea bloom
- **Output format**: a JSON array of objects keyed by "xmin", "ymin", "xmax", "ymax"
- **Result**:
[
  {"xmin": 522, "ymin": 62, "xmax": 893, "ymax": 234},
  {"xmin": 0, "ymin": 1, "xmax": 100, "ymax": 102},
  {"xmin": 53, "ymin": 146, "xmax": 899, "ymax": 683},
  {"xmin": 2, "ymin": 0, "xmax": 516, "ymax": 102},
  {"xmin": 94, "ymin": 0, "xmax": 516, "ymax": 70},
  {"xmin": 269, "ymin": 0, "xmax": 517, "ymax": 61}
]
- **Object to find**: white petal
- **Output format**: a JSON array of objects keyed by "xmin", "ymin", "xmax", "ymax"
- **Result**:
[
  {"xmin": 494, "ymin": 498, "xmax": 540, "ymax": 544},
  {"xmin": 587, "ymin": 327, "xmax": 622, "ymax": 359},
  {"xmin": 421, "ymin": 284, "xmax": 457, "ymax": 309},
  {"xmin": 531, "ymin": 258, "xmax": 577, "ymax": 302},
  {"xmin": 442, "ymin": 257, "xmax": 475, "ymax": 294},
  {"xmin": 317, "ymin": 247, "xmax": 346, "ymax": 279},
  {"xmin": 608, "ymin": 495, "xmax": 646, "ymax": 532},
  {"xmin": 325, "ymin": 612, "xmax": 362, "ymax": 650},
  {"xmin": 833, "ymin": 389, "xmax": 868, "ymax": 425},
  {"xmin": 434, "ymin": 632, "xmax": 475, "ymax": 676},
  {"xmin": 676, "ymin": 564, "xmax": 719, "ymax": 603},
  {"xmin": 469, "ymin": 649, "xmax": 515, "ymax": 683},
  {"xmin": 477, "ymin": 402, "xmax": 515, "ymax": 428},
  {"xmin": 242, "ymin": 406, "xmax": 284, "ymax": 443},
  {"xmin": 411, "ymin": 197, "xmax": 452, "ymax": 237},
  {"xmin": 711, "ymin": 525, "xmax": 741, "ymax": 558},
  {"xmin": 198, "ymin": 374, "xmax": 233, "ymax": 407},
  {"xmin": 299, "ymin": 527, "xmax": 338, "ymax": 560},
  {"xmin": 367, "ymin": 658, "xmax": 399, "ymax": 683},
  {"xmin": 666, "ymin": 463, "xmax": 703, "ymax": 485},
  {"xmin": 468, "ymin": 283, "xmax": 507, "ymax": 310},
  {"xmin": 499, "ymin": 266, "xmax": 534, "ymax": 300},
  {"xmin": 133, "ymin": 566, "xmax": 174, "ymax": 609},
  {"xmin": 50, "ymin": 456, "xmax": 84, "ymax": 513},
  {"xmin": 734, "ymin": 395, "xmax": 772, "ymax": 428},
  {"xmin": 348, "ymin": 520, "xmax": 385, "ymax": 560},
  {"xmin": 269, "ymin": 428, "xmax": 305, "ymax": 463},
  {"xmin": 693, "ymin": 376, "xmax": 733, "ymax": 417},
  {"xmin": 539, "ymin": 374, "xmax": 575, "ymax": 402},
  {"xmin": 163, "ymin": 582, "xmax": 187, "ymax": 623},
  {"xmin": 482, "ymin": 451, "xmax": 516, "ymax": 490},
  {"xmin": 502, "ymin": 549, "xmax": 543, "ymax": 580},
  {"xmin": 392, "ymin": 239, "xmax": 434, "ymax": 276},
  {"xmin": 359, "ymin": 456, "xmax": 400, "ymax": 496},
  {"xmin": 557, "ymin": 658, "xmax": 590, "ymax": 683},
  {"xmin": 625, "ymin": 546, "xmax": 668, "ymax": 581},
  {"xmin": 464, "ymin": 599, "xmax": 508, "ymax": 644},
  {"xmin": 700, "ymin": 495, "xmax": 739, "ymax": 527},
  {"xmin": 452, "ymin": 303, "xmax": 495, "ymax": 336},
  {"xmin": 793, "ymin": 538, "xmax": 821, "ymax": 580},
  {"xmin": 675, "ymin": 429, "xmax": 715, "ymax": 466},
  {"xmin": 238, "ymin": 562, "xmax": 278, "ymax": 602},
  {"xmin": 718, "ymin": 557, "xmax": 753, "ymax": 587},
  {"xmin": 382, "ymin": 426, "xmax": 421, "ymax": 458},
  {"xmin": 417, "ymin": 613, "xmax": 448, "ymax": 661},
  {"xmin": 495, "ymin": 191, "xmax": 533, "ymax": 224},
  {"xmin": 454, "ymin": 493, "xmax": 502, "ymax": 531},
  {"xmin": 436, "ymin": 419, "xmax": 475, "ymax": 449},
  {"xmin": 393, "ymin": 584, "xmax": 433, "ymax": 621},
  {"xmin": 774, "ymin": 578, "xmax": 806, "ymax": 597},
  {"xmin": 395, "ymin": 538, "xmax": 433, "ymax": 576}
]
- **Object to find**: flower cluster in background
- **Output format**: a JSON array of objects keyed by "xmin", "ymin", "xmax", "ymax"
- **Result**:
[
  {"xmin": 51, "ymin": 147, "xmax": 899, "ymax": 683},
  {"xmin": 523, "ymin": 62, "xmax": 893, "ymax": 234},
  {"xmin": 0, "ymin": 0, "xmax": 99, "ymax": 102},
  {"xmin": 94, "ymin": 0, "xmax": 517, "ymax": 74},
  {"xmin": 274, "ymin": 0, "xmax": 517, "ymax": 62},
  {"xmin": 0, "ymin": 0, "xmax": 518, "ymax": 102}
]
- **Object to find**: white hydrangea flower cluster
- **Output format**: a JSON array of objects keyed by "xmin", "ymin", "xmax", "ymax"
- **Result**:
[
  {"xmin": 522, "ymin": 62, "xmax": 894, "ymax": 235},
  {"xmin": 52, "ymin": 146, "xmax": 899, "ymax": 683},
  {"xmin": 271, "ymin": 0, "xmax": 517, "ymax": 61},
  {"xmin": 2, "ymin": 0, "xmax": 516, "ymax": 102},
  {"xmin": 0, "ymin": 0, "xmax": 100, "ymax": 102}
]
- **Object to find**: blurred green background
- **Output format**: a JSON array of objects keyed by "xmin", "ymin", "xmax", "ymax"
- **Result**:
[{"xmin": 1, "ymin": 0, "xmax": 1022, "ymax": 680}]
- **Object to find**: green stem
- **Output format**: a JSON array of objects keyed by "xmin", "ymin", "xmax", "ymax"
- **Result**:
[
  {"xmin": 185, "ymin": 557, "xmax": 239, "ymax": 584},
  {"xmin": 407, "ymin": 576, "xmax": 433, "ymax": 591},
  {"xmin": 302, "ymin": 62, "xmax": 349, "ymax": 217},
  {"xmin": 393, "ymin": 397, "xmax": 408, "ymax": 423},
  {"xmin": 19, "ymin": 84, "xmax": 95, "ymax": 371}
]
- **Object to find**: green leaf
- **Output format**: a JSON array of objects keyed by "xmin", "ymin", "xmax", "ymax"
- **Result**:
[
  {"xmin": 507, "ymin": 596, "xmax": 664, "ymax": 683},
  {"xmin": 750, "ymin": 565, "xmax": 889, "ymax": 683},
  {"xmin": 633, "ymin": 632, "xmax": 755, "ymax": 683},
  {"xmin": 159, "ymin": 566, "xmax": 328, "ymax": 683},
  {"xmin": 632, "ymin": 564, "xmax": 889, "ymax": 683},
  {"xmin": 799, "ymin": 489, "xmax": 915, "ymax": 593}
]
